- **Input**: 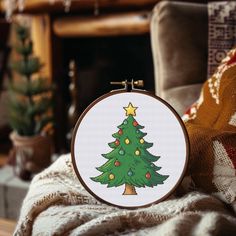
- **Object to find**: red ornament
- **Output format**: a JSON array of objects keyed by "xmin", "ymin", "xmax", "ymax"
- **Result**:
[
  {"xmin": 145, "ymin": 172, "xmax": 151, "ymax": 179},
  {"xmin": 227, "ymin": 53, "xmax": 236, "ymax": 66},
  {"xmin": 133, "ymin": 121, "xmax": 138, "ymax": 127},
  {"xmin": 118, "ymin": 129, "xmax": 123, "ymax": 135},
  {"xmin": 224, "ymin": 144, "xmax": 236, "ymax": 168},
  {"xmin": 114, "ymin": 160, "xmax": 121, "ymax": 166},
  {"xmin": 115, "ymin": 139, "xmax": 120, "ymax": 146}
]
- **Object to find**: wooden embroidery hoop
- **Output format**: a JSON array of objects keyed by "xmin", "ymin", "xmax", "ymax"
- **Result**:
[{"xmin": 71, "ymin": 80, "xmax": 189, "ymax": 209}]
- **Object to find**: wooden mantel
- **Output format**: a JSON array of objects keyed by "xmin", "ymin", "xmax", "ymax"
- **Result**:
[
  {"xmin": 0, "ymin": 0, "xmax": 160, "ymax": 13},
  {"xmin": 53, "ymin": 11, "xmax": 150, "ymax": 37}
]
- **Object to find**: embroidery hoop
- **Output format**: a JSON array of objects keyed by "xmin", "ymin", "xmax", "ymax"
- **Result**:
[{"xmin": 71, "ymin": 81, "xmax": 189, "ymax": 209}]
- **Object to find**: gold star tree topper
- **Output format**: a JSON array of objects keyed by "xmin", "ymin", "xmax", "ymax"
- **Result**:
[{"xmin": 124, "ymin": 102, "xmax": 138, "ymax": 116}]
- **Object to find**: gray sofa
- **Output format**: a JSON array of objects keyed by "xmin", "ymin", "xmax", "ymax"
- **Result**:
[{"xmin": 151, "ymin": 1, "xmax": 208, "ymax": 115}]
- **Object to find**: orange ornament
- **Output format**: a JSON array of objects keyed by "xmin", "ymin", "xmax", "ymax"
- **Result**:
[
  {"xmin": 115, "ymin": 139, "xmax": 120, "ymax": 146},
  {"xmin": 118, "ymin": 129, "xmax": 123, "ymax": 135}
]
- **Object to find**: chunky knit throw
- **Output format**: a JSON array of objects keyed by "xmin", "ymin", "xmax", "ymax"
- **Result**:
[{"xmin": 14, "ymin": 154, "xmax": 236, "ymax": 236}]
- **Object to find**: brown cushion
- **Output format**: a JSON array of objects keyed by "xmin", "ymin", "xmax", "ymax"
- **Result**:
[{"xmin": 151, "ymin": 1, "xmax": 208, "ymax": 115}]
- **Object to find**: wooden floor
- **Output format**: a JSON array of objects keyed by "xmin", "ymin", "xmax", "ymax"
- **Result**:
[{"xmin": 0, "ymin": 218, "xmax": 17, "ymax": 236}]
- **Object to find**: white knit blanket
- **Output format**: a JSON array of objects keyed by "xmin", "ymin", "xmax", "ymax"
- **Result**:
[{"xmin": 14, "ymin": 154, "xmax": 236, "ymax": 235}]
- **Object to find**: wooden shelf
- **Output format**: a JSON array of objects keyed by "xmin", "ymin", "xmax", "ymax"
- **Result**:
[
  {"xmin": 1, "ymin": 0, "xmax": 159, "ymax": 13},
  {"xmin": 53, "ymin": 11, "xmax": 150, "ymax": 37}
]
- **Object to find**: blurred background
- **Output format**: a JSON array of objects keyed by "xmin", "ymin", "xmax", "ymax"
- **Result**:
[{"xmin": 0, "ymin": 0, "xmax": 208, "ymax": 234}]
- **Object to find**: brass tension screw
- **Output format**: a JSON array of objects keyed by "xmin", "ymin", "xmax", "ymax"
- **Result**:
[{"xmin": 133, "ymin": 80, "xmax": 144, "ymax": 87}]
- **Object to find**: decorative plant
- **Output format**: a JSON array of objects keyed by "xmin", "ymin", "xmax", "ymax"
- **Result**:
[{"xmin": 8, "ymin": 24, "xmax": 54, "ymax": 136}]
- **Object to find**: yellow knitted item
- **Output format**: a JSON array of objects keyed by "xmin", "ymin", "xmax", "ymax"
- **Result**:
[{"xmin": 183, "ymin": 48, "xmax": 236, "ymax": 203}]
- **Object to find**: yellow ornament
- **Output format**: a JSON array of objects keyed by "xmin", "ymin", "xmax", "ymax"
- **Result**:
[
  {"xmin": 109, "ymin": 174, "xmax": 115, "ymax": 180},
  {"xmin": 123, "ymin": 102, "xmax": 137, "ymax": 116},
  {"xmin": 140, "ymin": 138, "xmax": 144, "ymax": 144},
  {"xmin": 125, "ymin": 138, "xmax": 130, "ymax": 144},
  {"xmin": 135, "ymin": 149, "xmax": 140, "ymax": 156}
]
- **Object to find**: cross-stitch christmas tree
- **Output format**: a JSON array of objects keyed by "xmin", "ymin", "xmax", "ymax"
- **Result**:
[{"xmin": 91, "ymin": 102, "xmax": 169, "ymax": 195}]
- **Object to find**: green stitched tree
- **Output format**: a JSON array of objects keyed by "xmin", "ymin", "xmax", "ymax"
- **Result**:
[
  {"xmin": 91, "ymin": 102, "xmax": 169, "ymax": 195},
  {"xmin": 8, "ymin": 24, "xmax": 53, "ymax": 136}
]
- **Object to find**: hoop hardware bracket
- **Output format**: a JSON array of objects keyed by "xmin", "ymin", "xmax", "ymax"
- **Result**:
[{"xmin": 110, "ymin": 80, "xmax": 144, "ymax": 92}]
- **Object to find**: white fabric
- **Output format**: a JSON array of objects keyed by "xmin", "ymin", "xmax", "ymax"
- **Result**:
[{"xmin": 14, "ymin": 154, "xmax": 236, "ymax": 236}]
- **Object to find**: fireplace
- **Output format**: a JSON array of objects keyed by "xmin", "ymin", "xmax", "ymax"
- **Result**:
[{"xmin": 54, "ymin": 33, "xmax": 155, "ymax": 151}]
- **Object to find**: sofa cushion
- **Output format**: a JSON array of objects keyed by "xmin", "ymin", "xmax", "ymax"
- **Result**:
[
  {"xmin": 163, "ymin": 84, "xmax": 203, "ymax": 115},
  {"xmin": 151, "ymin": 1, "xmax": 208, "ymax": 115}
]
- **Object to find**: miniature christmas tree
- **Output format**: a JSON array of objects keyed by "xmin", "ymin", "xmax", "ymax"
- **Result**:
[
  {"xmin": 8, "ymin": 24, "xmax": 53, "ymax": 136},
  {"xmin": 91, "ymin": 102, "xmax": 169, "ymax": 195}
]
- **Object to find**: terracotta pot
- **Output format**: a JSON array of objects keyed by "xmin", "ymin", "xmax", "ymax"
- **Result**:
[{"xmin": 10, "ymin": 132, "xmax": 52, "ymax": 180}]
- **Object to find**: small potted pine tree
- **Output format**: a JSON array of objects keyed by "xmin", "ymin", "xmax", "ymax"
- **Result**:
[{"xmin": 8, "ymin": 24, "xmax": 54, "ymax": 180}]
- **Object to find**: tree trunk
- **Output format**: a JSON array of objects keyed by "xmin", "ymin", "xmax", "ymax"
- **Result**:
[{"xmin": 123, "ymin": 183, "xmax": 137, "ymax": 195}]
